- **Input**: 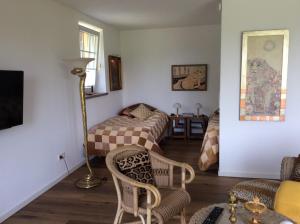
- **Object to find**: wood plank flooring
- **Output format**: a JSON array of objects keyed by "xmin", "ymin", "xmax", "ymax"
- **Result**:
[{"xmin": 4, "ymin": 139, "xmax": 246, "ymax": 224}]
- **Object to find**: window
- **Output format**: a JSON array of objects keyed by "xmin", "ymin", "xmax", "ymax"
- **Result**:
[
  {"xmin": 78, "ymin": 22, "xmax": 106, "ymax": 96},
  {"xmin": 79, "ymin": 26, "xmax": 99, "ymax": 88}
]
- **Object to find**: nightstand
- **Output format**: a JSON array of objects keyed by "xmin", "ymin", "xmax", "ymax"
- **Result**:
[
  {"xmin": 168, "ymin": 115, "xmax": 187, "ymax": 141},
  {"xmin": 186, "ymin": 115, "xmax": 208, "ymax": 140}
]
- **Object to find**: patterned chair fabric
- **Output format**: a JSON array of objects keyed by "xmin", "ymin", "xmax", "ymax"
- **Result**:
[
  {"xmin": 231, "ymin": 156, "xmax": 297, "ymax": 209},
  {"xmin": 231, "ymin": 179, "xmax": 280, "ymax": 209}
]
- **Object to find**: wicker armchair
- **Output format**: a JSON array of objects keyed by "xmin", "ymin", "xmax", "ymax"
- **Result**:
[
  {"xmin": 105, "ymin": 145, "xmax": 195, "ymax": 224},
  {"xmin": 231, "ymin": 156, "xmax": 297, "ymax": 209}
]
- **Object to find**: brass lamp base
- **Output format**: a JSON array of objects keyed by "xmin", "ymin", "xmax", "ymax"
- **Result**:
[{"xmin": 75, "ymin": 174, "xmax": 101, "ymax": 189}]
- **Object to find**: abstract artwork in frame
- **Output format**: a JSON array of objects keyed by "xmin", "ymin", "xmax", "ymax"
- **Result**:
[
  {"xmin": 240, "ymin": 30, "xmax": 289, "ymax": 121},
  {"xmin": 109, "ymin": 55, "xmax": 122, "ymax": 91},
  {"xmin": 172, "ymin": 64, "xmax": 207, "ymax": 91}
]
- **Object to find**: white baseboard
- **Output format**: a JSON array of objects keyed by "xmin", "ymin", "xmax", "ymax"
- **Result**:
[
  {"xmin": 0, "ymin": 160, "xmax": 85, "ymax": 223},
  {"xmin": 218, "ymin": 170, "xmax": 280, "ymax": 180}
]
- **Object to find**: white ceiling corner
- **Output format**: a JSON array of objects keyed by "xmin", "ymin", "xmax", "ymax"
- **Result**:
[{"xmin": 56, "ymin": 0, "xmax": 221, "ymax": 30}]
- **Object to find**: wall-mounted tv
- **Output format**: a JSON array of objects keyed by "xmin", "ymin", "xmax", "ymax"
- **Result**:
[{"xmin": 0, "ymin": 70, "xmax": 24, "ymax": 130}]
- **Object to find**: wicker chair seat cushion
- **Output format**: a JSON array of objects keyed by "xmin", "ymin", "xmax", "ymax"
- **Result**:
[
  {"xmin": 231, "ymin": 179, "xmax": 280, "ymax": 209},
  {"xmin": 139, "ymin": 188, "xmax": 191, "ymax": 223}
]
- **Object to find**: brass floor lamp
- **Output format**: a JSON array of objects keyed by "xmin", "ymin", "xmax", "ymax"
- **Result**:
[{"xmin": 64, "ymin": 58, "xmax": 101, "ymax": 189}]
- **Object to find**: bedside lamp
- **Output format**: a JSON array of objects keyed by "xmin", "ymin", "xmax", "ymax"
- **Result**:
[
  {"xmin": 195, "ymin": 103, "xmax": 202, "ymax": 117},
  {"xmin": 64, "ymin": 58, "xmax": 101, "ymax": 189},
  {"xmin": 173, "ymin": 103, "xmax": 182, "ymax": 117}
]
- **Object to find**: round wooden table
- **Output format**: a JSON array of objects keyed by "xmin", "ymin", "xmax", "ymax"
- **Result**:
[{"xmin": 189, "ymin": 203, "xmax": 291, "ymax": 224}]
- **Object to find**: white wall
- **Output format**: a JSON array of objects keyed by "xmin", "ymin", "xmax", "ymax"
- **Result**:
[
  {"xmin": 219, "ymin": 0, "xmax": 300, "ymax": 179},
  {"xmin": 0, "ymin": 0, "xmax": 122, "ymax": 222},
  {"xmin": 121, "ymin": 25, "xmax": 220, "ymax": 115}
]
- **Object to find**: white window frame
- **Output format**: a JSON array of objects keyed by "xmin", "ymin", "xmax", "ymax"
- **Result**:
[{"xmin": 78, "ymin": 21, "xmax": 106, "ymax": 95}]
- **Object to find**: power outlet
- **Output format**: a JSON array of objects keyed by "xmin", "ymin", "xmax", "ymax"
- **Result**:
[{"xmin": 59, "ymin": 152, "xmax": 65, "ymax": 160}]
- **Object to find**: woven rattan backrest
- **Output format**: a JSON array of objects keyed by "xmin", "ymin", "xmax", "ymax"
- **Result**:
[
  {"xmin": 149, "ymin": 152, "xmax": 170, "ymax": 187},
  {"xmin": 281, "ymin": 157, "xmax": 297, "ymax": 181}
]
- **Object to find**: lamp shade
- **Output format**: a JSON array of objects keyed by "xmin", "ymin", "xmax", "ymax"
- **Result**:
[
  {"xmin": 173, "ymin": 103, "xmax": 182, "ymax": 109},
  {"xmin": 195, "ymin": 103, "xmax": 202, "ymax": 109},
  {"xmin": 64, "ymin": 58, "xmax": 94, "ymax": 77}
]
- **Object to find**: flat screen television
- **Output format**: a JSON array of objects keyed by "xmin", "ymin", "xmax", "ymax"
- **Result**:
[{"xmin": 0, "ymin": 70, "xmax": 24, "ymax": 130}]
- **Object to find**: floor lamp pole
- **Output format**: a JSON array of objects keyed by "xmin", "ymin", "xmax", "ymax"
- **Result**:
[
  {"xmin": 65, "ymin": 58, "xmax": 101, "ymax": 189},
  {"xmin": 75, "ymin": 74, "xmax": 101, "ymax": 189},
  {"xmin": 79, "ymin": 75, "xmax": 92, "ymax": 175}
]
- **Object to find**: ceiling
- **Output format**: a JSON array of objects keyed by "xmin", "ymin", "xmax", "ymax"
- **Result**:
[{"xmin": 56, "ymin": 0, "xmax": 221, "ymax": 30}]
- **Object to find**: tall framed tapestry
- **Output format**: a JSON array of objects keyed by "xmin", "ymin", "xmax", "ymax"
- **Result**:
[
  {"xmin": 172, "ymin": 64, "xmax": 207, "ymax": 91},
  {"xmin": 109, "ymin": 55, "xmax": 122, "ymax": 91},
  {"xmin": 240, "ymin": 30, "xmax": 289, "ymax": 121}
]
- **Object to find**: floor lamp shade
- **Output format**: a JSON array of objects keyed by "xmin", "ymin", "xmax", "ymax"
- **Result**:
[{"xmin": 64, "ymin": 58, "xmax": 94, "ymax": 77}]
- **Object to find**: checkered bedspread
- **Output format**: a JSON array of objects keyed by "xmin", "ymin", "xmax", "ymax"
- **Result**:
[
  {"xmin": 87, "ymin": 111, "xmax": 169, "ymax": 156},
  {"xmin": 198, "ymin": 112, "xmax": 219, "ymax": 171}
]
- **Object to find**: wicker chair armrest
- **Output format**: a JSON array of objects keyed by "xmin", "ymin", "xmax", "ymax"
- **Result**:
[
  {"xmin": 112, "ymin": 169, "xmax": 161, "ymax": 210},
  {"xmin": 150, "ymin": 151, "xmax": 195, "ymax": 186},
  {"xmin": 181, "ymin": 163, "xmax": 195, "ymax": 184},
  {"xmin": 280, "ymin": 157, "xmax": 296, "ymax": 181}
]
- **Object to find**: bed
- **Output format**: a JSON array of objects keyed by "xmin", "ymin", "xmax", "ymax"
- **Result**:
[
  {"xmin": 87, "ymin": 104, "xmax": 169, "ymax": 156},
  {"xmin": 198, "ymin": 110, "xmax": 219, "ymax": 171}
]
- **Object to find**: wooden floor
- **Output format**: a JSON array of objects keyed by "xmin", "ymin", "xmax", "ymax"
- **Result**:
[{"xmin": 4, "ymin": 139, "xmax": 246, "ymax": 224}]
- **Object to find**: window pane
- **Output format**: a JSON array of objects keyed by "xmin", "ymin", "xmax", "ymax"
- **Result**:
[
  {"xmin": 85, "ymin": 69, "xmax": 96, "ymax": 87},
  {"xmin": 94, "ymin": 35, "xmax": 98, "ymax": 52},
  {"xmin": 83, "ymin": 32, "xmax": 90, "ymax": 52},
  {"xmin": 87, "ymin": 53, "xmax": 96, "ymax": 69},
  {"xmin": 89, "ymin": 34, "xmax": 94, "ymax": 52},
  {"xmin": 79, "ymin": 28, "xmax": 99, "ymax": 87},
  {"xmin": 79, "ymin": 32, "xmax": 84, "ymax": 50},
  {"xmin": 80, "ymin": 51, "xmax": 90, "ymax": 58}
]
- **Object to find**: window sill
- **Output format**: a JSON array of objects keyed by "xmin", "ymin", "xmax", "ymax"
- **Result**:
[{"xmin": 85, "ymin": 92, "xmax": 108, "ymax": 99}]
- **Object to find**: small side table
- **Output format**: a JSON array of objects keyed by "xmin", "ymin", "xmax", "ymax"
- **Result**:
[
  {"xmin": 169, "ymin": 115, "xmax": 187, "ymax": 141},
  {"xmin": 186, "ymin": 115, "xmax": 208, "ymax": 140},
  {"xmin": 189, "ymin": 203, "xmax": 290, "ymax": 224}
]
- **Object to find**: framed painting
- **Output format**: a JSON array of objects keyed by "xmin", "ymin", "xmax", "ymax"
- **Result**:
[
  {"xmin": 108, "ymin": 55, "xmax": 122, "ymax": 91},
  {"xmin": 240, "ymin": 30, "xmax": 289, "ymax": 121},
  {"xmin": 172, "ymin": 64, "xmax": 207, "ymax": 91}
]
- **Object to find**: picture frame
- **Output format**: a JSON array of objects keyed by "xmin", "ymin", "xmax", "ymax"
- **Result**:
[
  {"xmin": 171, "ymin": 64, "xmax": 207, "ymax": 91},
  {"xmin": 108, "ymin": 55, "xmax": 122, "ymax": 91},
  {"xmin": 240, "ymin": 30, "xmax": 289, "ymax": 121}
]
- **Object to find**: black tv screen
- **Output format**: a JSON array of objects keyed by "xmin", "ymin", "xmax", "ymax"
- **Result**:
[{"xmin": 0, "ymin": 70, "xmax": 24, "ymax": 130}]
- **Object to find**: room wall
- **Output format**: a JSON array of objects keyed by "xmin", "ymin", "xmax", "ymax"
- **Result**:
[
  {"xmin": 121, "ymin": 25, "xmax": 220, "ymax": 115},
  {"xmin": 0, "ymin": 0, "xmax": 122, "ymax": 222},
  {"xmin": 219, "ymin": 0, "xmax": 300, "ymax": 178}
]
